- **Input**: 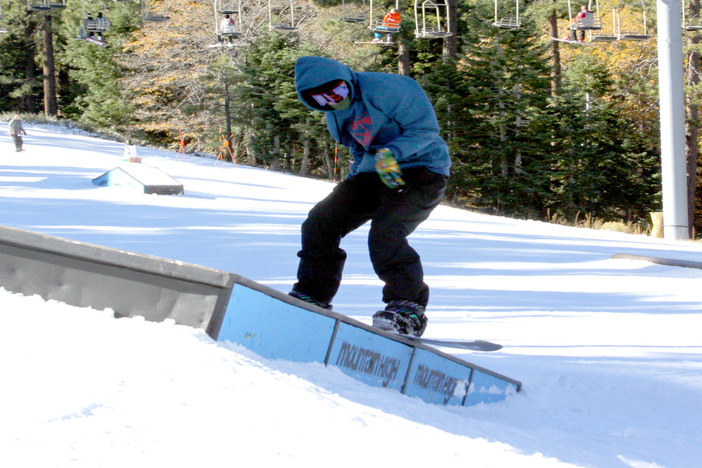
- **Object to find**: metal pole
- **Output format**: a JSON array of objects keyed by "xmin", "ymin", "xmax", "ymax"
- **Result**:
[{"xmin": 658, "ymin": 0, "xmax": 689, "ymax": 240}]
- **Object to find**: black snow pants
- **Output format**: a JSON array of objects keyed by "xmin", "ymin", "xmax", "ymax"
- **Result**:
[{"xmin": 293, "ymin": 167, "xmax": 448, "ymax": 307}]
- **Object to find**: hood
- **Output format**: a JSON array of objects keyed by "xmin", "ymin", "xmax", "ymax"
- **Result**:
[{"xmin": 295, "ymin": 56, "xmax": 356, "ymax": 111}]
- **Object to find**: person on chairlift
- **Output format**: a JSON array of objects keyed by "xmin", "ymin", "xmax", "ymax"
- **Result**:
[
  {"xmin": 220, "ymin": 14, "xmax": 237, "ymax": 43},
  {"xmin": 569, "ymin": 5, "xmax": 593, "ymax": 42},
  {"xmin": 372, "ymin": 8, "xmax": 400, "ymax": 42}
]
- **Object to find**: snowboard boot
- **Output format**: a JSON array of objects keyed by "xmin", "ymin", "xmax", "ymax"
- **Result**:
[
  {"xmin": 288, "ymin": 290, "xmax": 332, "ymax": 310},
  {"xmin": 372, "ymin": 299, "xmax": 428, "ymax": 337}
]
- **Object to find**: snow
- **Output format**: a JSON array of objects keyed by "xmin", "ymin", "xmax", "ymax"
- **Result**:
[{"xmin": 1, "ymin": 123, "xmax": 702, "ymax": 468}]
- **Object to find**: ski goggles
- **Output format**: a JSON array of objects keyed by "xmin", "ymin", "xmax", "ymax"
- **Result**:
[{"xmin": 307, "ymin": 81, "xmax": 350, "ymax": 107}]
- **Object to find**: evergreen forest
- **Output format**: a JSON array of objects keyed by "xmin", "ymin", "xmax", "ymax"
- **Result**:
[{"xmin": 2, "ymin": 0, "xmax": 702, "ymax": 234}]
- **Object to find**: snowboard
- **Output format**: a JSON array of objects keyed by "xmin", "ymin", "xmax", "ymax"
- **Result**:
[{"xmin": 403, "ymin": 336, "xmax": 502, "ymax": 352}]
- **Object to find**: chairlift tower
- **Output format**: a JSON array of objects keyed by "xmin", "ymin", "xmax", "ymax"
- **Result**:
[{"xmin": 657, "ymin": 0, "xmax": 689, "ymax": 239}]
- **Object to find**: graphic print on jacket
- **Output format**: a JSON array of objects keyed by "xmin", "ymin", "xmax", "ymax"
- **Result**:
[{"xmin": 350, "ymin": 112, "xmax": 373, "ymax": 147}]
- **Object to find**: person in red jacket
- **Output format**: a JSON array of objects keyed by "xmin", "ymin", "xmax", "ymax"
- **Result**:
[{"xmin": 569, "ymin": 5, "xmax": 593, "ymax": 42}]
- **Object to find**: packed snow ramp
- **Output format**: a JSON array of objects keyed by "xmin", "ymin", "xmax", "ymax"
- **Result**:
[
  {"xmin": 0, "ymin": 225, "xmax": 521, "ymax": 407},
  {"xmin": 92, "ymin": 164, "xmax": 184, "ymax": 195}
]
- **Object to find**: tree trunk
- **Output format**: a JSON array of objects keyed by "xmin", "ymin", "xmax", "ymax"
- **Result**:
[
  {"xmin": 686, "ymin": 0, "xmax": 701, "ymax": 236},
  {"xmin": 22, "ymin": 13, "xmax": 37, "ymax": 113},
  {"xmin": 42, "ymin": 12, "xmax": 57, "ymax": 116},
  {"xmin": 299, "ymin": 129, "xmax": 310, "ymax": 176},
  {"xmin": 548, "ymin": 10, "xmax": 562, "ymax": 97},
  {"xmin": 398, "ymin": 39, "xmax": 410, "ymax": 76},
  {"xmin": 442, "ymin": 0, "xmax": 458, "ymax": 59},
  {"xmin": 223, "ymin": 74, "xmax": 233, "ymax": 142},
  {"xmin": 323, "ymin": 141, "xmax": 334, "ymax": 180},
  {"xmin": 270, "ymin": 134, "xmax": 281, "ymax": 170}
]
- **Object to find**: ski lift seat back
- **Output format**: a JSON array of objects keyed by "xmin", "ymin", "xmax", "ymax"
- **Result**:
[
  {"xmin": 614, "ymin": 0, "xmax": 651, "ymax": 41},
  {"xmin": 571, "ymin": 12, "xmax": 601, "ymax": 30},
  {"xmin": 220, "ymin": 28, "xmax": 241, "ymax": 37},
  {"xmin": 414, "ymin": 0, "xmax": 453, "ymax": 38},
  {"xmin": 143, "ymin": 13, "xmax": 169, "ymax": 21},
  {"xmin": 84, "ymin": 17, "xmax": 110, "ymax": 33},
  {"xmin": 27, "ymin": 1, "xmax": 51, "ymax": 11},
  {"xmin": 492, "ymin": 0, "xmax": 520, "ymax": 29},
  {"xmin": 493, "ymin": 16, "xmax": 520, "ymax": 28},
  {"xmin": 370, "ymin": 19, "xmax": 400, "ymax": 33},
  {"xmin": 270, "ymin": 24, "xmax": 296, "ymax": 31},
  {"xmin": 617, "ymin": 31, "xmax": 651, "ymax": 41},
  {"xmin": 218, "ymin": 2, "xmax": 238, "ymax": 14},
  {"xmin": 686, "ymin": 17, "xmax": 702, "ymax": 31},
  {"xmin": 588, "ymin": 32, "xmax": 617, "ymax": 42},
  {"xmin": 342, "ymin": 15, "xmax": 366, "ymax": 22},
  {"xmin": 415, "ymin": 26, "xmax": 450, "ymax": 37},
  {"xmin": 341, "ymin": 0, "xmax": 366, "ymax": 23}
]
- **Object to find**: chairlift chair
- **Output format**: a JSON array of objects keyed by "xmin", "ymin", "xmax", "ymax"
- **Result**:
[
  {"xmin": 341, "ymin": 0, "xmax": 366, "ymax": 23},
  {"xmin": 615, "ymin": 0, "xmax": 651, "ymax": 41},
  {"xmin": 215, "ymin": 0, "xmax": 243, "ymax": 45},
  {"xmin": 217, "ymin": 1, "xmax": 238, "ymax": 14},
  {"xmin": 493, "ymin": 0, "xmax": 520, "ymax": 29},
  {"xmin": 414, "ymin": 0, "xmax": 452, "ymax": 38},
  {"xmin": 367, "ymin": 0, "xmax": 400, "ymax": 34},
  {"xmin": 587, "ymin": 4, "xmax": 617, "ymax": 42},
  {"xmin": 684, "ymin": 17, "xmax": 702, "ymax": 31},
  {"xmin": 0, "ymin": 3, "xmax": 6, "ymax": 33},
  {"xmin": 566, "ymin": 0, "xmax": 602, "ymax": 32},
  {"xmin": 27, "ymin": 0, "xmax": 52, "ymax": 12},
  {"xmin": 77, "ymin": 1, "xmax": 110, "ymax": 45},
  {"xmin": 83, "ymin": 15, "xmax": 110, "ymax": 33},
  {"xmin": 352, "ymin": 0, "xmax": 399, "ymax": 44},
  {"xmin": 268, "ymin": 0, "xmax": 297, "ymax": 31},
  {"xmin": 683, "ymin": 6, "xmax": 702, "ymax": 30},
  {"xmin": 142, "ymin": 0, "xmax": 170, "ymax": 22}
]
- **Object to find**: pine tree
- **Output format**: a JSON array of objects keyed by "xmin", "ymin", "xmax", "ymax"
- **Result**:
[
  {"xmin": 450, "ymin": 13, "xmax": 554, "ymax": 217},
  {"xmin": 0, "ymin": 4, "xmax": 42, "ymax": 113}
]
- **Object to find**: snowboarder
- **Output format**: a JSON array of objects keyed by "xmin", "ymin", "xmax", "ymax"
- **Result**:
[
  {"xmin": 290, "ymin": 56, "xmax": 451, "ymax": 337},
  {"xmin": 8, "ymin": 114, "xmax": 27, "ymax": 152}
]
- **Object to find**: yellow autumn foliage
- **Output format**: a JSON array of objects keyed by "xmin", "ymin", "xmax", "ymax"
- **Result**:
[{"xmin": 554, "ymin": 5, "xmax": 659, "ymax": 127}]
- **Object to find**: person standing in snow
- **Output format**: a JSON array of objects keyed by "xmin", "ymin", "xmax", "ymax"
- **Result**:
[
  {"xmin": 8, "ymin": 114, "xmax": 27, "ymax": 152},
  {"xmin": 289, "ymin": 56, "xmax": 450, "ymax": 337}
]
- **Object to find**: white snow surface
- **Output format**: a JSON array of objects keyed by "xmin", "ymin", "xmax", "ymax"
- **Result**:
[{"xmin": 1, "ymin": 123, "xmax": 702, "ymax": 468}]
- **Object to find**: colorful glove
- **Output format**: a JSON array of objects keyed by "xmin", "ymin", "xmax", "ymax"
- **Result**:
[{"xmin": 374, "ymin": 148, "xmax": 405, "ymax": 189}]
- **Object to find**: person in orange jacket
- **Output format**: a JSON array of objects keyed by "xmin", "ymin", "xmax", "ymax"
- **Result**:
[{"xmin": 373, "ymin": 8, "xmax": 400, "ymax": 42}]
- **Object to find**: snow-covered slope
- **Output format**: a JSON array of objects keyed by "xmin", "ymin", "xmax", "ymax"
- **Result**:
[{"xmin": 1, "ymin": 123, "xmax": 701, "ymax": 467}]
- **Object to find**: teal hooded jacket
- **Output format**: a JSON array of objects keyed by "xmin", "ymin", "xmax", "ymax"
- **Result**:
[{"xmin": 295, "ymin": 56, "xmax": 450, "ymax": 177}]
